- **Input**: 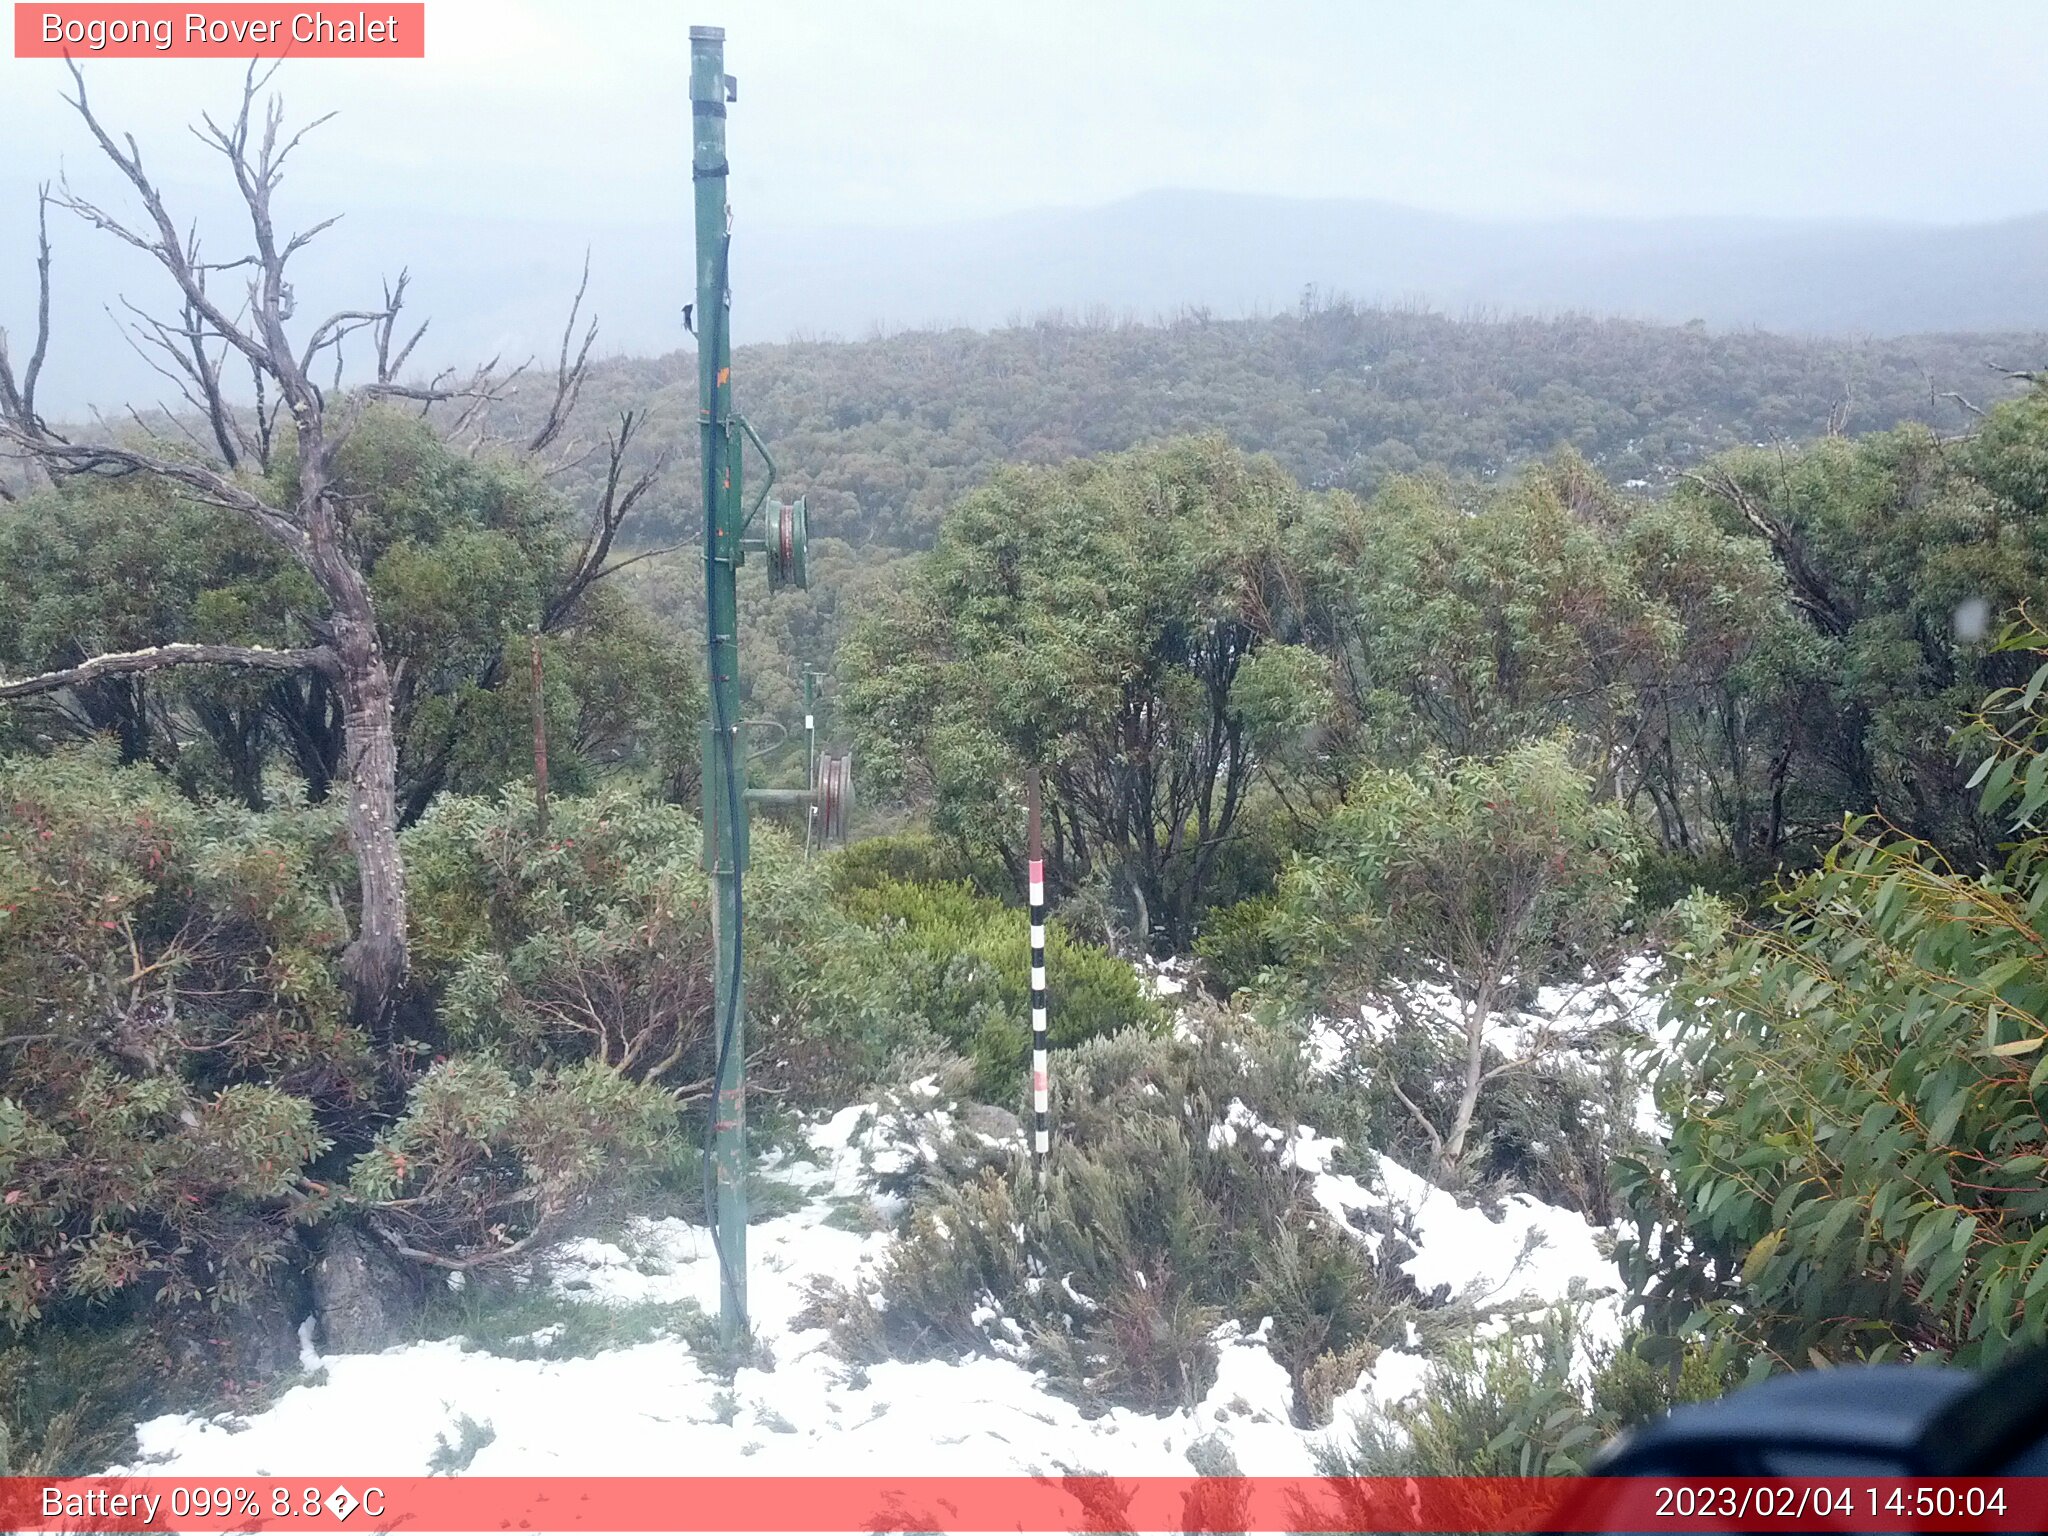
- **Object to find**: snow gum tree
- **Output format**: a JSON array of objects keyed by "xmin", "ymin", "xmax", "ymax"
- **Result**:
[
  {"xmin": 841, "ymin": 436, "xmax": 1326, "ymax": 950},
  {"xmin": 1258, "ymin": 737, "xmax": 1639, "ymax": 1168},
  {"xmin": 1619, "ymin": 620, "xmax": 2048, "ymax": 1371},
  {"xmin": 0, "ymin": 65, "xmax": 635, "ymax": 1033}
]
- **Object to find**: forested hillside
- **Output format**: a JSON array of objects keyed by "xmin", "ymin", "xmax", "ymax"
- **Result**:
[
  {"xmin": 494, "ymin": 301, "xmax": 2047, "ymax": 740},
  {"xmin": 529, "ymin": 302, "xmax": 2041, "ymax": 548}
]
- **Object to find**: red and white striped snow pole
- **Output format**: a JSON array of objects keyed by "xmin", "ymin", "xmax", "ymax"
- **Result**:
[{"xmin": 1027, "ymin": 769, "xmax": 1049, "ymax": 1171}]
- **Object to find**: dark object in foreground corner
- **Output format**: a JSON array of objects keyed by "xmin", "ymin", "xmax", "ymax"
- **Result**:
[{"xmin": 1559, "ymin": 1348, "xmax": 2048, "ymax": 1530}]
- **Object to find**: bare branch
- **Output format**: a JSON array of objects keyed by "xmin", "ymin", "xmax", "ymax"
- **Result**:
[
  {"xmin": 110, "ymin": 297, "xmax": 226, "ymax": 441},
  {"xmin": 1681, "ymin": 466, "xmax": 1851, "ymax": 639},
  {"xmin": 0, "ymin": 186, "xmax": 57, "ymax": 444},
  {"xmin": 23, "ymin": 187, "xmax": 52, "ymax": 424},
  {"xmin": 0, "ymin": 423, "xmax": 311, "ymax": 560},
  {"xmin": 57, "ymin": 61, "xmax": 278, "ymax": 385},
  {"xmin": 373, "ymin": 271, "xmax": 427, "ymax": 384},
  {"xmin": 279, "ymin": 211, "xmax": 341, "ymax": 263},
  {"xmin": 251, "ymin": 362, "xmax": 280, "ymax": 467},
  {"xmin": 333, "ymin": 355, "xmax": 511, "ymax": 451},
  {"xmin": 1387, "ymin": 1079, "xmax": 1445, "ymax": 1161},
  {"xmin": 543, "ymin": 409, "xmax": 670, "ymax": 629},
  {"xmin": 526, "ymin": 250, "xmax": 596, "ymax": 455},
  {"xmin": 1988, "ymin": 361, "xmax": 2048, "ymax": 387},
  {"xmin": 301, "ymin": 307, "xmax": 389, "ymax": 382},
  {"xmin": 0, "ymin": 641, "xmax": 334, "ymax": 702},
  {"xmin": 580, "ymin": 543, "xmax": 680, "ymax": 585},
  {"xmin": 123, "ymin": 400, "xmax": 212, "ymax": 461},
  {"xmin": 365, "ymin": 1214, "xmax": 548, "ymax": 1273}
]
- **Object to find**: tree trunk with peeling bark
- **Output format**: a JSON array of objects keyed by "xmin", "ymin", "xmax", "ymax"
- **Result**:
[{"xmin": 312, "ymin": 499, "xmax": 410, "ymax": 1029}]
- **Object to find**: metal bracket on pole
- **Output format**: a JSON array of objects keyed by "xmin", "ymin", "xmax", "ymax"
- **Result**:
[{"xmin": 738, "ymin": 416, "xmax": 777, "ymax": 531}]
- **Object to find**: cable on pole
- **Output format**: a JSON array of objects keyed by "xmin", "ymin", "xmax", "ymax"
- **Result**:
[{"xmin": 700, "ymin": 227, "xmax": 748, "ymax": 1337}]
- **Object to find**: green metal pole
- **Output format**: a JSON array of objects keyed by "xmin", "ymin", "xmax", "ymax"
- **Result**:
[{"xmin": 691, "ymin": 22, "xmax": 748, "ymax": 1343}]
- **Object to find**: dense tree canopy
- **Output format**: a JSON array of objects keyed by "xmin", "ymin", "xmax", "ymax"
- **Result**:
[
  {"xmin": 492, "ymin": 303, "xmax": 2040, "ymax": 757},
  {"xmin": 841, "ymin": 438, "xmax": 1321, "ymax": 949},
  {"xmin": 1620, "ymin": 631, "xmax": 2048, "ymax": 1370},
  {"xmin": 0, "ymin": 410, "xmax": 701, "ymax": 818},
  {"xmin": 1672, "ymin": 401, "xmax": 2048, "ymax": 864},
  {"xmin": 541, "ymin": 303, "xmax": 2040, "ymax": 557}
]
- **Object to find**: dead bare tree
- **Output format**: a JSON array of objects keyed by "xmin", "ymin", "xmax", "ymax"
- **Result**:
[
  {"xmin": 0, "ymin": 187, "xmax": 55, "ymax": 504},
  {"xmin": 0, "ymin": 62, "xmax": 589, "ymax": 1035},
  {"xmin": 542, "ymin": 409, "xmax": 674, "ymax": 628}
]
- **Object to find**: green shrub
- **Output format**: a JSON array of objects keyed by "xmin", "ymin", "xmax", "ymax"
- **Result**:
[
  {"xmin": 404, "ymin": 789, "xmax": 933, "ymax": 1105},
  {"xmin": 828, "ymin": 875, "xmax": 1157, "ymax": 1102},
  {"xmin": 1245, "ymin": 738, "xmax": 1638, "ymax": 1172},
  {"xmin": 1619, "ymin": 623, "xmax": 2048, "ymax": 1371},
  {"xmin": 1629, "ymin": 845, "xmax": 1776, "ymax": 919},
  {"xmin": 423, "ymin": 1283, "xmax": 716, "ymax": 1364},
  {"xmin": 1193, "ymin": 895, "xmax": 1281, "ymax": 1000},
  {"xmin": 1243, "ymin": 1222, "xmax": 1388, "ymax": 1394},
  {"xmin": 1186, "ymin": 795, "xmax": 1317, "ymax": 932},
  {"xmin": 346, "ymin": 1056, "xmax": 676, "ymax": 1270},
  {"xmin": 826, "ymin": 832, "xmax": 1002, "ymax": 898},
  {"xmin": 429, "ymin": 1413, "xmax": 496, "ymax": 1474},
  {"xmin": 1322, "ymin": 1310, "xmax": 1598, "ymax": 1478},
  {"xmin": 835, "ymin": 1011, "xmax": 1415, "ymax": 1417},
  {"xmin": 0, "ymin": 1314, "xmax": 180, "ymax": 1474},
  {"xmin": 0, "ymin": 752, "xmax": 943, "ymax": 1452},
  {"xmin": 1276, "ymin": 984, "xmax": 1642, "ymax": 1219},
  {"xmin": 0, "ymin": 750, "xmax": 367, "ymax": 1325},
  {"xmin": 1318, "ymin": 1315, "xmax": 1724, "ymax": 1480}
]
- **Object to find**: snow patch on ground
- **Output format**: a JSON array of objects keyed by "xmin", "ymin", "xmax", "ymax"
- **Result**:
[
  {"xmin": 1209, "ymin": 1097, "xmax": 1621, "ymax": 1339},
  {"xmin": 118, "ymin": 982, "xmax": 1636, "ymax": 1480},
  {"xmin": 1136, "ymin": 955, "xmax": 1195, "ymax": 1000}
]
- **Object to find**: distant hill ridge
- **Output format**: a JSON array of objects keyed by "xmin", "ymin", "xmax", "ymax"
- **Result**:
[
  {"xmin": 741, "ymin": 190, "xmax": 2048, "ymax": 341},
  {"xmin": 13, "ymin": 184, "xmax": 2048, "ymax": 413},
  {"xmin": 513, "ymin": 298, "xmax": 2048, "ymax": 560}
]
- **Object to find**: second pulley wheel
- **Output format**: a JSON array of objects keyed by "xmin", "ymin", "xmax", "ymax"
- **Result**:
[
  {"xmin": 815, "ymin": 749, "xmax": 852, "ymax": 843},
  {"xmin": 768, "ymin": 495, "xmax": 809, "ymax": 592}
]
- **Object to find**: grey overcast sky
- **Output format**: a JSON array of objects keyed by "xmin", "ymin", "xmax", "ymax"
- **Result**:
[
  {"xmin": 7, "ymin": 0, "xmax": 2048, "ymax": 413},
  {"xmin": 1, "ymin": 0, "xmax": 2045, "ymax": 232}
]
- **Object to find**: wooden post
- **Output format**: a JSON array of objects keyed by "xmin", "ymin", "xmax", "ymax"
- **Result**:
[{"xmin": 530, "ymin": 631, "xmax": 550, "ymax": 838}]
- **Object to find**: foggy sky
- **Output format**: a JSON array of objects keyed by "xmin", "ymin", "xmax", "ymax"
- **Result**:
[
  {"xmin": 3, "ymin": 1, "xmax": 2045, "ymax": 412},
  {"xmin": 3, "ymin": 0, "xmax": 2044, "ymax": 234}
]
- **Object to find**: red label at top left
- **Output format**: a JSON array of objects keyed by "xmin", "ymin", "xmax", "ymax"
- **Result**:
[{"xmin": 14, "ymin": 4, "xmax": 426, "ymax": 57}]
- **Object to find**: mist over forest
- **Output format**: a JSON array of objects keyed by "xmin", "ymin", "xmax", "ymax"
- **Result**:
[{"xmin": 12, "ymin": 187, "xmax": 2048, "ymax": 413}]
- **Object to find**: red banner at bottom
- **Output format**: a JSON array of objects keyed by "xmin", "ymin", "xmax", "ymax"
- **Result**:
[{"xmin": 6, "ymin": 1475, "xmax": 2046, "ymax": 1533}]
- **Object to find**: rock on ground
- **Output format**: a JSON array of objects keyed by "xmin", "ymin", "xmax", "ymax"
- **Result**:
[{"xmin": 313, "ymin": 1225, "xmax": 424, "ymax": 1354}]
